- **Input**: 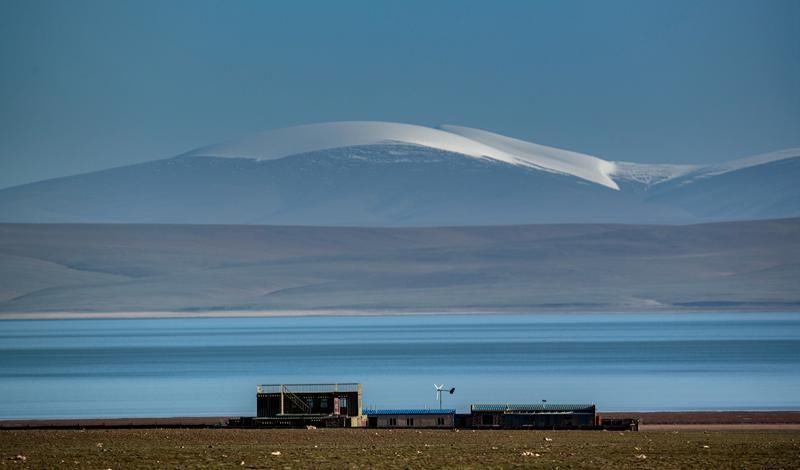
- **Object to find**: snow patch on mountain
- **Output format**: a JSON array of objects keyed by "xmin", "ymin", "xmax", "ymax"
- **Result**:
[
  {"xmin": 439, "ymin": 125, "xmax": 619, "ymax": 189},
  {"xmin": 186, "ymin": 121, "xmax": 620, "ymax": 189},
  {"xmin": 611, "ymin": 162, "xmax": 698, "ymax": 186}
]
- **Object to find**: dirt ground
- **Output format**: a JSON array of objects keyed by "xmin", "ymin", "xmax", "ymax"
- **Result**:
[{"xmin": 2, "ymin": 428, "xmax": 799, "ymax": 469}]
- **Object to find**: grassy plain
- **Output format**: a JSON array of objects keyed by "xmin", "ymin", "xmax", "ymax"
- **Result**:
[{"xmin": 2, "ymin": 428, "xmax": 799, "ymax": 469}]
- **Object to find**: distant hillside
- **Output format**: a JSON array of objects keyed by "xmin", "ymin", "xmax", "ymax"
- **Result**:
[{"xmin": 1, "ymin": 219, "xmax": 798, "ymax": 316}]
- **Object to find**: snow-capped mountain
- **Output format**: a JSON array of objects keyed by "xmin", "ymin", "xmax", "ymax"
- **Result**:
[
  {"xmin": 0, "ymin": 121, "xmax": 797, "ymax": 225},
  {"xmin": 185, "ymin": 121, "xmax": 620, "ymax": 189}
]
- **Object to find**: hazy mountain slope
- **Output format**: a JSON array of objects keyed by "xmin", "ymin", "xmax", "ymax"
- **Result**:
[
  {"xmin": 0, "ymin": 253, "xmax": 127, "ymax": 303},
  {"xmin": 1, "ymin": 219, "xmax": 798, "ymax": 315},
  {"xmin": 0, "ymin": 145, "xmax": 675, "ymax": 226},
  {"xmin": 648, "ymin": 156, "xmax": 800, "ymax": 220}
]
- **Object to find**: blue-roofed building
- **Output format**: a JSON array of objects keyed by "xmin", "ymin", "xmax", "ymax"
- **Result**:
[
  {"xmin": 363, "ymin": 409, "xmax": 456, "ymax": 429},
  {"xmin": 469, "ymin": 403, "xmax": 597, "ymax": 429}
]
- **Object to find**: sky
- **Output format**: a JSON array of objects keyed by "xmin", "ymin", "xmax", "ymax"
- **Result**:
[{"xmin": 0, "ymin": 0, "xmax": 798, "ymax": 188}]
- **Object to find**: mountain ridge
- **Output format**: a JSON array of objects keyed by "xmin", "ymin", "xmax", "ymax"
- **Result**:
[{"xmin": 0, "ymin": 121, "xmax": 798, "ymax": 225}]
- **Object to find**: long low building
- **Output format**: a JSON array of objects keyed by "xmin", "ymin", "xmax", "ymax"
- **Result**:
[
  {"xmin": 469, "ymin": 404, "xmax": 597, "ymax": 429},
  {"xmin": 363, "ymin": 409, "xmax": 456, "ymax": 429},
  {"xmin": 229, "ymin": 382, "xmax": 639, "ymax": 430}
]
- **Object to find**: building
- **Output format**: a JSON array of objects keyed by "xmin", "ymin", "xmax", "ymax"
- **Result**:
[
  {"xmin": 599, "ymin": 416, "xmax": 640, "ymax": 431},
  {"xmin": 364, "ymin": 409, "xmax": 456, "ymax": 428},
  {"xmin": 227, "ymin": 382, "xmax": 638, "ymax": 431},
  {"xmin": 469, "ymin": 403, "xmax": 597, "ymax": 429},
  {"xmin": 244, "ymin": 383, "xmax": 365, "ymax": 427}
]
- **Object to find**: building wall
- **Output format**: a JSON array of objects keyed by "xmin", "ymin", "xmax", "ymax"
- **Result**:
[
  {"xmin": 257, "ymin": 391, "xmax": 361, "ymax": 417},
  {"xmin": 503, "ymin": 412, "xmax": 595, "ymax": 429},
  {"xmin": 374, "ymin": 414, "xmax": 454, "ymax": 428},
  {"xmin": 471, "ymin": 412, "xmax": 503, "ymax": 428},
  {"xmin": 470, "ymin": 411, "xmax": 596, "ymax": 429}
]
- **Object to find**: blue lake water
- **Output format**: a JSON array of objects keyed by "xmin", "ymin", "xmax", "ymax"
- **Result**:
[{"xmin": 1, "ymin": 313, "xmax": 799, "ymax": 419}]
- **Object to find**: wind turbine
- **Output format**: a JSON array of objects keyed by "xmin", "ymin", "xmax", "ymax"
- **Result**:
[{"xmin": 434, "ymin": 384, "xmax": 455, "ymax": 409}]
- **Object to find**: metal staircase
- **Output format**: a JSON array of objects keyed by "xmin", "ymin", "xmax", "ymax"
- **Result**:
[{"xmin": 282, "ymin": 385, "xmax": 311, "ymax": 414}]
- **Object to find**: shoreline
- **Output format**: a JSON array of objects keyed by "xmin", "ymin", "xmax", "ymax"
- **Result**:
[
  {"xmin": 3, "ymin": 411, "xmax": 800, "ymax": 430},
  {"xmin": 1, "ymin": 307, "xmax": 799, "ymax": 320}
]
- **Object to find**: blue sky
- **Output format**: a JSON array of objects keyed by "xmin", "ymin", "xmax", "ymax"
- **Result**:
[{"xmin": 1, "ymin": 0, "xmax": 798, "ymax": 188}]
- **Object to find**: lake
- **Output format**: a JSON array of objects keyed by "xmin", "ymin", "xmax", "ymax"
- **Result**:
[{"xmin": 1, "ymin": 313, "xmax": 799, "ymax": 419}]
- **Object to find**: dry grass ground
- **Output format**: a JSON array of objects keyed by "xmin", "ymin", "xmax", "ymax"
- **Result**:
[
  {"xmin": 3, "ymin": 220, "xmax": 800, "ymax": 314},
  {"xmin": 2, "ymin": 428, "xmax": 799, "ymax": 469}
]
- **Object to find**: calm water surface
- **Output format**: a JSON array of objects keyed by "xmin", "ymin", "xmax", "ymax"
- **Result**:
[{"xmin": 1, "ymin": 313, "xmax": 799, "ymax": 419}]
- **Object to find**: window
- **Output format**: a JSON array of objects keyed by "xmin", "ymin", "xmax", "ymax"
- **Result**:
[
  {"xmin": 406, "ymin": 418, "xmax": 414, "ymax": 426},
  {"xmin": 482, "ymin": 414, "xmax": 494, "ymax": 426},
  {"xmin": 388, "ymin": 418, "xmax": 397, "ymax": 426},
  {"xmin": 437, "ymin": 417, "xmax": 445, "ymax": 426}
]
